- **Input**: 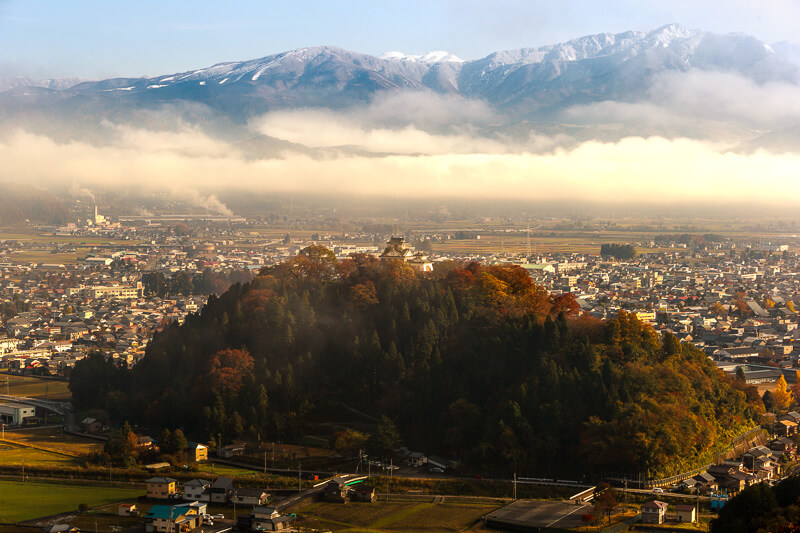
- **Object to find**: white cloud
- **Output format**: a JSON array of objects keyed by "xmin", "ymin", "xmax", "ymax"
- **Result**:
[
  {"xmin": 1, "ymin": 128, "xmax": 800, "ymax": 206},
  {"xmin": 251, "ymin": 109, "xmax": 509, "ymax": 155},
  {"xmin": 563, "ymin": 70, "xmax": 800, "ymax": 135}
]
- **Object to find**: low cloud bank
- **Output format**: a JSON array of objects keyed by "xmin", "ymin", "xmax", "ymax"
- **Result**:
[
  {"xmin": 1, "ymin": 127, "xmax": 799, "ymax": 206},
  {"xmin": 3, "ymin": 71, "xmax": 800, "ymax": 206}
]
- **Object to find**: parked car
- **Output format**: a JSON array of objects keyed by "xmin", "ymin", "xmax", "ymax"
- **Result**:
[
  {"xmin": 430, "ymin": 467, "xmax": 444, "ymax": 473},
  {"xmin": 653, "ymin": 487, "xmax": 664, "ymax": 493},
  {"xmin": 213, "ymin": 514, "xmax": 225, "ymax": 519}
]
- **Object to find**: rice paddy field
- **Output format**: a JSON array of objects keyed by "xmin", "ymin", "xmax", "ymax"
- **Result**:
[
  {"xmin": 233, "ymin": 216, "xmax": 800, "ymax": 257},
  {"xmin": 0, "ymin": 480, "xmax": 141, "ymax": 522},
  {"xmin": 298, "ymin": 500, "xmax": 501, "ymax": 532},
  {"xmin": 4, "ymin": 426, "xmax": 103, "ymax": 456},
  {"xmin": 0, "ymin": 440, "xmax": 81, "ymax": 468},
  {"xmin": 0, "ymin": 229, "xmax": 140, "ymax": 246},
  {"xmin": 0, "ymin": 375, "xmax": 71, "ymax": 400},
  {"xmin": 0, "ymin": 226, "xmax": 142, "ymax": 265}
]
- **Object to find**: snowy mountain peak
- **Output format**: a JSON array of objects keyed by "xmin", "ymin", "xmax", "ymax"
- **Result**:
[
  {"xmin": 645, "ymin": 23, "xmax": 698, "ymax": 46},
  {"xmin": 380, "ymin": 50, "xmax": 464, "ymax": 63},
  {"xmin": 648, "ymin": 23, "xmax": 695, "ymax": 40}
]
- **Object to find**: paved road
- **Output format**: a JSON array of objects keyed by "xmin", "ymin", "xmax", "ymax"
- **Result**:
[{"xmin": 0, "ymin": 393, "xmax": 72, "ymax": 415}]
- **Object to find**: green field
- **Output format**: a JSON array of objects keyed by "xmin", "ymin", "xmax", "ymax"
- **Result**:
[
  {"xmin": 4, "ymin": 426, "xmax": 103, "ymax": 456},
  {"xmin": 298, "ymin": 501, "xmax": 500, "ymax": 532},
  {"xmin": 194, "ymin": 461, "xmax": 264, "ymax": 479},
  {"xmin": 0, "ymin": 229, "xmax": 141, "ymax": 246},
  {"xmin": 0, "ymin": 480, "xmax": 141, "ymax": 522},
  {"xmin": 0, "ymin": 441, "xmax": 82, "ymax": 468},
  {"xmin": 1, "ymin": 252, "xmax": 81, "ymax": 265},
  {"xmin": 0, "ymin": 375, "xmax": 71, "ymax": 400}
]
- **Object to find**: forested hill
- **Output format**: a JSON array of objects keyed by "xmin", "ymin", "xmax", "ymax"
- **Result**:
[
  {"xmin": 70, "ymin": 248, "xmax": 762, "ymax": 477},
  {"xmin": 0, "ymin": 183, "xmax": 70, "ymax": 224}
]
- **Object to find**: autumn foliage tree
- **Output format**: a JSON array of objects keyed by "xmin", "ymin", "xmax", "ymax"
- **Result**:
[
  {"xmin": 200, "ymin": 348, "xmax": 254, "ymax": 398},
  {"xmin": 594, "ymin": 483, "xmax": 618, "ymax": 524},
  {"xmin": 104, "ymin": 421, "xmax": 138, "ymax": 466},
  {"xmin": 773, "ymin": 376, "xmax": 794, "ymax": 413}
]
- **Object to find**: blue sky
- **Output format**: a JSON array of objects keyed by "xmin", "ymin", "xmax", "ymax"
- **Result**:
[{"xmin": 1, "ymin": 0, "xmax": 798, "ymax": 79}]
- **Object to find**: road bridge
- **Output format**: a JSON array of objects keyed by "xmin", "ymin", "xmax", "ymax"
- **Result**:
[{"xmin": 0, "ymin": 394, "xmax": 72, "ymax": 416}]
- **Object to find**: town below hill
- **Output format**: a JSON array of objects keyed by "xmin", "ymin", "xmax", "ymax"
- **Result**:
[{"xmin": 3, "ymin": 205, "xmax": 800, "ymax": 530}]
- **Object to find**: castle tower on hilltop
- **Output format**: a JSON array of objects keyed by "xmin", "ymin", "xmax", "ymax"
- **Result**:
[{"xmin": 379, "ymin": 237, "xmax": 433, "ymax": 273}]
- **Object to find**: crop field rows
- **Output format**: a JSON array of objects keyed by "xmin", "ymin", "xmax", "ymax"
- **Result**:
[{"xmin": 298, "ymin": 501, "xmax": 500, "ymax": 532}]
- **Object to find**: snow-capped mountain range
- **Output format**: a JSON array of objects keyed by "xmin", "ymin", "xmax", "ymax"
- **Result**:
[
  {"xmin": 379, "ymin": 51, "xmax": 464, "ymax": 63},
  {"xmin": 0, "ymin": 76, "xmax": 85, "ymax": 93},
  {"xmin": 1, "ymin": 24, "xmax": 798, "ymax": 138}
]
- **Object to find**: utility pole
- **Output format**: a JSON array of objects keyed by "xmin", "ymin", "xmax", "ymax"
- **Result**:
[
  {"xmin": 513, "ymin": 472, "xmax": 517, "ymax": 500},
  {"xmin": 298, "ymin": 463, "xmax": 302, "ymax": 493},
  {"xmin": 264, "ymin": 451, "xmax": 267, "ymax": 476},
  {"xmin": 624, "ymin": 480, "xmax": 628, "ymax": 507},
  {"xmin": 696, "ymin": 490, "xmax": 700, "ymax": 527}
]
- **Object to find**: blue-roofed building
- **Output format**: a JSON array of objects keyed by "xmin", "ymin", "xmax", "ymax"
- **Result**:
[{"xmin": 145, "ymin": 505, "xmax": 201, "ymax": 533}]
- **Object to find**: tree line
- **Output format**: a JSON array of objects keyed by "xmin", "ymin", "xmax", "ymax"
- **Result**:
[
  {"xmin": 142, "ymin": 267, "xmax": 254, "ymax": 297},
  {"xmin": 600, "ymin": 243, "xmax": 636, "ymax": 259}
]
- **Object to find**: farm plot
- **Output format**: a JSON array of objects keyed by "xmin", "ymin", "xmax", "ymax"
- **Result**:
[
  {"xmin": 385, "ymin": 503, "xmax": 497, "ymax": 531},
  {"xmin": 0, "ymin": 480, "xmax": 140, "ymax": 522},
  {"xmin": 0, "ymin": 441, "xmax": 81, "ymax": 468},
  {"xmin": 301, "ymin": 502, "xmax": 415, "ymax": 528},
  {"xmin": 299, "ymin": 501, "xmax": 502, "ymax": 532},
  {"xmin": 7, "ymin": 426, "xmax": 102, "ymax": 456},
  {"xmin": 0, "ymin": 374, "xmax": 71, "ymax": 400}
]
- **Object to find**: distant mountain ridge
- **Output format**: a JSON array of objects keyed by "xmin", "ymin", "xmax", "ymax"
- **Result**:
[
  {"xmin": 2, "ymin": 24, "xmax": 796, "ymax": 120},
  {"xmin": 0, "ymin": 76, "xmax": 86, "ymax": 93},
  {"xmin": 2, "ymin": 23, "xmax": 799, "ymax": 156},
  {"xmin": 0, "ymin": 183, "xmax": 70, "ymax": 225}
]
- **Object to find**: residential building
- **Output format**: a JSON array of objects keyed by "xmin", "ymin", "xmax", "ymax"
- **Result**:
[
  {"xmin": 145, "ymin": 505, "xmax": 200, "ymax": 533},
  {"xmin": 232, "ymin": 488, "xmax": 269, "ymax": 506},
  {"xmin": 641, "ymin": 500, "xmax": 668, "ymax": 524},
  {"xmin": 676, "ymin": 504, "xmax": 697, "ymax": 523},
  {"xmin": 209, "ymin": 477, "xmax": 234, "ymax": 503},
  {"xmin": 146, "ymin": 477, "xmax": 178, "ymax": 500},
  {"xmin": 182, "ymin": 479, "xmax": 210, "ymax": 501}
]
